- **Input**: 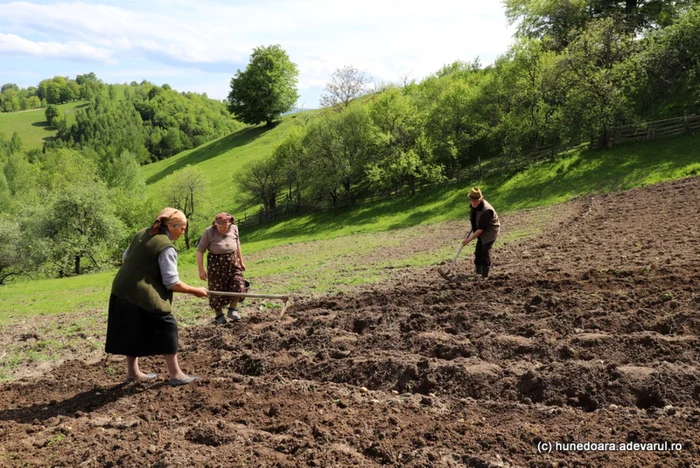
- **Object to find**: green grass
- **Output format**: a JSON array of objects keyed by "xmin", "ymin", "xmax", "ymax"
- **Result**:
[
  {"xmin": 141, "ymin": 112, "xmax": 318, "ymax": 216},
  {"xmin": 0, "ymin": 126, "xmax": 698, "ymax": 382},
  {"xmin": 0, "ymin": 270, "xmax": 114, "ymax": 324},
  {"xmin": 2, "ymin": 131, "xmax": 697, "ymax": 320},
  {"xmin": 492, "ymin": 135, "xmax": 700, "ymax": 210},
  {"xmin": 237, "ymin": 134, "xmax": 699, "ymax": 253},
  {"xmin": 0, "ymin": 101, "xmax": 87, "ymax": 150}
]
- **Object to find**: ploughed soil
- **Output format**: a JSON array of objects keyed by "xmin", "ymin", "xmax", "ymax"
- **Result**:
[{"xmin": 1, "ymin": 177, "xmax": 699, "ymax": 467}]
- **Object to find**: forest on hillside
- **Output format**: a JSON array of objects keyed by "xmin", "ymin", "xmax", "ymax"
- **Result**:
[
  {"xmin": 1, "ymin": 1, "xmax": 700, "ymax": 283},
  {"xmin": 237, "ymin": 2, "xmax": 700, "ymax": 215},
  {"xmin": 0, "ymin": 77, "xmax": 242, "ymax": 282}
]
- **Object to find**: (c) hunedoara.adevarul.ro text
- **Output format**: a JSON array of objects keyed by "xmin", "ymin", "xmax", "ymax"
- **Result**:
[{"xmin": 536, "ymin": 441, "xmax": 683, "ymax": 454}]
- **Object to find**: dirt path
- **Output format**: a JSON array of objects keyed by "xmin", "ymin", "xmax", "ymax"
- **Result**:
[{"xmin": 1, "ymin": 177, "xmax": 699, "ymax": 467}]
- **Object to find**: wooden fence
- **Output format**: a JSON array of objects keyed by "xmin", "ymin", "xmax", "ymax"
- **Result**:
[
  {"xmin": 237, "ymin": 113, "xmax": 698, "ymax": 229},
  {"xmin": 613, "ymin": 114, "xmax": 699, "ymax": 144}
]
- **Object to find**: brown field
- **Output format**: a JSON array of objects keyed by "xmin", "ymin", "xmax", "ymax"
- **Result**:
[{"xmin": 1, "ymin": 177, "xmax": 699, "ymax": 467}]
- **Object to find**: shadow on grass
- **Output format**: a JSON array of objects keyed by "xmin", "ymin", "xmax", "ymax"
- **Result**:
[
  {"xmin": 145, "ymin": 124, "xmax": 276, "ymax": 184},
  {"xmin": 244, "ymin": 181, "xmax": 467, "ymax": 245},
  {"xmin": 490, "ymin": 135, "xmax": 700, "ymax": 210},
  {"xmin": 31, "ymin": 121, "xmax": 50, "ymax": 128}
]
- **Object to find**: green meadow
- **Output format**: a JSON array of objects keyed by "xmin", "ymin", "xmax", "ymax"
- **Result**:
[
  {"xmin": 0, "ymin": 120, "xmax": 698, "ymax": 380},
  {"xmin": 141, "ymin": 113, "xmax": 314, "ymax": 217},
  {"xmin": 2, "ymin": 132, "xmax": 698, "ymax": 324},
  {"xmin": 0, "ymin": 101, "xmax": 87, "ymax": 150}
]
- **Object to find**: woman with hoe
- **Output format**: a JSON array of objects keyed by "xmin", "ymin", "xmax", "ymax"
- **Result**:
[
  {"xmin": 462, "ymin": 187, "xmax": 500, "ymax": 278},
  {"xmin": 105, "ymin": 207, "xmax": 208, "ymax": 386}
]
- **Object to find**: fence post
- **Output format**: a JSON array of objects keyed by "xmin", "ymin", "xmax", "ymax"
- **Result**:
[{"xmin": 684, "ymin": 111, "xmax": 689, "ymax": 134}]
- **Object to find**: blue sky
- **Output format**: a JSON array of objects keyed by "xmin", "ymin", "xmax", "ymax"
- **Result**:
[{"xmin": 0, "ymin": 0, "xmax": 516, "ymax": 108}]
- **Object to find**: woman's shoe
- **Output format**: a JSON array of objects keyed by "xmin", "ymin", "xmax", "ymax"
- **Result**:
[
  {"xmin": 213, "ymin": 314, "xmax": 227, "ymax": 324},
  {"xmin": 227, "ymin": 308, "xmax": 241, "ymax": 321},
  {"xmin": 169, "ymin": 375, "xmax": 200, "ymax": 387},
  {"xmin": 125, "ymin": 373, "xmax": 157, "ymax": 383}
]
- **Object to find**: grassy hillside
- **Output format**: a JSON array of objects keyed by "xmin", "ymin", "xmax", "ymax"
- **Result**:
[
  {"xmin": 2, "ymin": 132, "xmax": 698, "ymax": 325},
  {"xmin": 141, "ymin": 112, "xmax": 317, "ymax": 216},
  {"xmin": 237, "ymin": 133, "xmax": 700, "ymax": 252},
  {"xmin": 0, "ymin": 84, "xmax": 140, "ymax": 151},
  {"xmin": 0, "ymin": 101, "xmax": 86, "ymax": 150}
]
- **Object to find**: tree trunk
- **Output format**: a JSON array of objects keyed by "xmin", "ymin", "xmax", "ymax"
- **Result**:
[
  {"xmin": 599, "ymin": 124, "xmax": 612, "ymax": 149},
  {"xmin": 344, "ymin": 181, "xmax": 352, "ymax": 206},
  {"xmin": 74, "ymin": 255, "xmax": 81, "ymax": 276},
  {"xmin": 624, "ymin": 0, "xmax": 638, "ymax": 29},
  {"xmin": 184, "ymin": 225, "xmax": 191, "ymax": 249}
]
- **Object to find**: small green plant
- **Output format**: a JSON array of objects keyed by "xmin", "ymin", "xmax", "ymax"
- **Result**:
[
  {"xmin": 659, "ymin": 292, "xmax": 673, "ymax": 302},
  {"xmin": 45, "ymin": 434, "xmax": 64, "ymax": 447}
]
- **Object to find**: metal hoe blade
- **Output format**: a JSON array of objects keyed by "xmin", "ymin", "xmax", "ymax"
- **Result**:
[{"xmin": 438, "ymin": 244, "xmax": 465, "ymax": 282}]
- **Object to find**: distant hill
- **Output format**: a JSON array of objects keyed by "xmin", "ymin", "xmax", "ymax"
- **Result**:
[
  {"xmin": 140, "ymin": 110, "xmax": 321, "ymax": 218},
  {"xmin": 0, "ymin": 101, "xmax": 86, "ymax": 150},
  {"xmin": 283, "ymin": 107, "xmax": 314, "ymax": 115}
]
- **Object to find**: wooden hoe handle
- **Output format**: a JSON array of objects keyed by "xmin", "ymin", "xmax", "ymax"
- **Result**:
[{"xmin": 206, "ymin": 290, "xmax": 291, "ymax": 317}]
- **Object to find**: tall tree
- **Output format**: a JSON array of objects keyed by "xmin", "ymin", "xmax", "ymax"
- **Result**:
[
  {"xmin": 271, "ymin": 127, "xmax": 309, "ymax": 207},
  {"xmin": 491, "ymin": 39, "xmax": 565, "ymax": 154},
  {"xmin": 505, "ymin": 0, "xmax": 590, "ymax": 50},
  {"xmin": 29, "ymin": 149, "xmax": 124, "ymax": 276},
  {"xmin": 161, "ymin": 166, "xmax": 209, "ymax": 249},
  {"xmin": 367, "ymin": 88, "xmax": 444, "ymax": 195},
  {"xmin": 44, "ymin": 104, "xmax": 64, "ymax": 127},
  {"xmin": 559, "ymin": 17, "xmax": 644, "ymax": 147},
  {"xmin": 227, "ymin": 45, "xmax": 299, "ymax": 126},
  {"xmin": 236, "ymin": 157, "xmax": 284, "ymax": 212},
  {"xmin": 37, "ymin": 182, "xmax": 123, "ymax": 276},
  {"xmin": 319, "ymin": 65, "xmax": 371, "ymax": 110},
  {"xmin": 304, "ymin": 107, "xmax": 376, "ymax": 206},
  {"xmin": 505, "ymin": 0, "xmax": 697, "ymax": 50},
  {"xmin": 641, "ymin": 4, "xmax": 700, "ymax": 110},
  {"xmin": 424, "ymin": 79, "xmax": 492, "ymax": 175},
  {"xmin": 0, "ymin": 216, "xmax": 39, "ymax": 284}
]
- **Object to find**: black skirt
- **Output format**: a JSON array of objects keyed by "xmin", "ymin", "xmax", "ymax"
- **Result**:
[{"xmin": 105, "ymin": 294, "xmax": 179, "ymax": 356}]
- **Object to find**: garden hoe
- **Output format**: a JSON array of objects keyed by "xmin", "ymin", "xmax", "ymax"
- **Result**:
[
  {"xmin": 206, "ymin": 291, "xmax": 291, "ymax": 317},
  {"xmin": 437, "ymin": 230, "xmax": 471, "ymax": 282}
]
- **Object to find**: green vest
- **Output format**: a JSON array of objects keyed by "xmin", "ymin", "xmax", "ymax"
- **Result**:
[{"xmin": 111, "ymin": 228, "xmax": 175, "ymax": 314}]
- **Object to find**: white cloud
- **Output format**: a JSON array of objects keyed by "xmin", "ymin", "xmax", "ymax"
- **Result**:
[
  {"xmin": 0, "ymin": 0, "xmax": 515, "ymax": 105},
  {"xmin": 0, "ymin": 33, "xmax": 113, "ymax": 61}
]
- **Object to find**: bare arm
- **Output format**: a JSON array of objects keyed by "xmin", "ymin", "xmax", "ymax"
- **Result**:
[
  {"xmin": 169, "ymin": 281, "xmax": 208, "ymax": 298},
  {"xmin": 196, "ymin": 250, "xmax": 207, "ymax": 280},
  {"xmin": 236, "ymin": 232, "xmax": 246, "ymax": 271},
  {"xmin": 462, "ymin": 229, "xmax": 484, "ymax": 246}
]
